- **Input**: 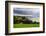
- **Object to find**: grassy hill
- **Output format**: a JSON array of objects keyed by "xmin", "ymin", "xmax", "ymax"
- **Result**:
[{"xmin": 14, "ymin": 24, "xmax": 39, "ymax": 28}]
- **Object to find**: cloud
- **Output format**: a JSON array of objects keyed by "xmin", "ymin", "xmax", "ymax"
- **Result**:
[{"xmin": 13, "ymin": 8, "xmax": 40, "ymax": 18}]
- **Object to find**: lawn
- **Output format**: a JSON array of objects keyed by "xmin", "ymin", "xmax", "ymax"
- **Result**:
[{"xmin": 13, "ymin": 24, "xmax": 39, "ymax": 28}]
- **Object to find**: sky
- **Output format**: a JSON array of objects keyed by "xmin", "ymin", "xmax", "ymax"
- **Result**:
[{"xmin": 13, "ymin": 8, "xmax": 40, "ymax": 18}]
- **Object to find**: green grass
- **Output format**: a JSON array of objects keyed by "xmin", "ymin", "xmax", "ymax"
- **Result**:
[{"xmin": 14, "ymin": 24, "xmax": 39, "ymax": 28}]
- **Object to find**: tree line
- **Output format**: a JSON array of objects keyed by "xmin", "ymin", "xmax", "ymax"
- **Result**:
[{"xmin": 13, "ymin": 16, "xmax": 39, "ymax": 24}]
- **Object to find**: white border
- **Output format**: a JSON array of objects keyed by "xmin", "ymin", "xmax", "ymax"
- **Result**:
[{"xmin": 8, "ymin": 3, "xmax": 43, "ymax": 33}]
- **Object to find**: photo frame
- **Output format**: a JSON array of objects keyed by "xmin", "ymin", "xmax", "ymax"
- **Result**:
[{"xmin": 5, "ymin": 1, "xmax": 45, "ymax": 35}]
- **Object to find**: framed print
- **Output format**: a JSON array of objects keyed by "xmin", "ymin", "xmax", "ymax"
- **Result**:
[{"xmin": 5, "ymin": 1, "xmax": 45, "ymax": 35}]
